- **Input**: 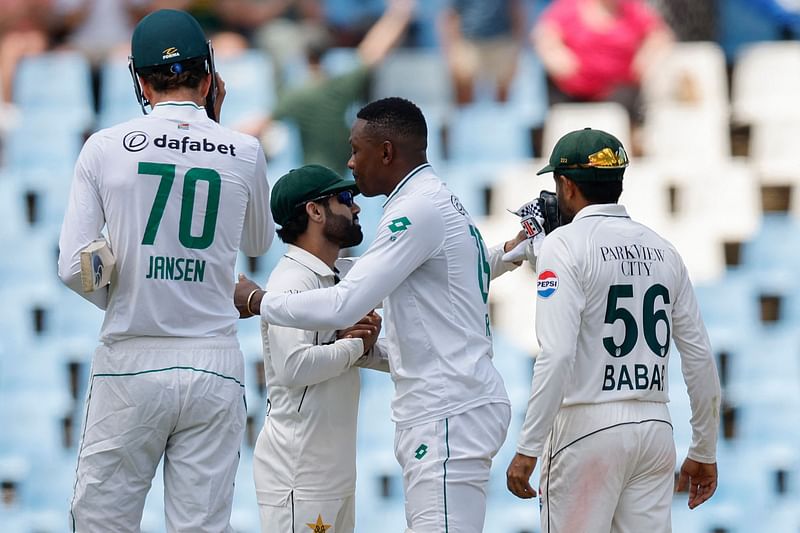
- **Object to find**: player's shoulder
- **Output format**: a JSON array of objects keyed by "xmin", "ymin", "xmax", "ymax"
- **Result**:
[
  {"xmin": 266, "ymin": 254, "xmax": 322, "ymax": 292},
  {"xmin": 208, "ymin": 121, "xmax": 263, "ymax": 152}
]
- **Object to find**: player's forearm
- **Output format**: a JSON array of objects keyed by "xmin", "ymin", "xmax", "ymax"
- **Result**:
[
  {"xmin": 683, "ymin": 353, "xmax": 721, "ymax": 462},
  {"xmin": 488, "ymin": 241, "xmax": 522, "ymax": 280},
  {"xmin": 516, "ymin": 351, "xmax": 571, "ymax": 456},
  {"xmin": 261, "ymin": 280, "xmax": 379, "ymax": 331},
  {"xmin": 273, "ymin": 337, "xmax": 364, "ymax": 387},
  {"xmin": 354, "ymin": 338, "xmax": 391, "ymax": 373}
]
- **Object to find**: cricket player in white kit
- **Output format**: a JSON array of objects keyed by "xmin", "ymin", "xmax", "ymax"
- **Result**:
[
  {"xmin": 236, "ymin": 97, "xmax": 525, "ymax": 532},
  {"xmin": 506, "ymin": 129, "xmax": 721, "ymax": 532},
  {"xmin": 57, "ymin": 10, "xmax": 273, "ymax": 532},
  {"xmin": 249, "ymin": 164, "xmax": 388, "ymax": 532}
]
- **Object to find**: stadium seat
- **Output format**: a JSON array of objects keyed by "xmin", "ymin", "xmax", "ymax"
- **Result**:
[
  {"xmin": 671, "ymin": 159, "xmax": 760, "ymax": 246},
  {"xmin": 749, "ymin": 119, "xmax": 800, "ymax": 187},
  {"xmin": 541, "ymin": 102, "xmax": 631, "ymax": 159},
  {"xmin": 740, "ymin": 214, "xmax": 800, "ymax": 273},
  {"xmin": 731, "ymin": 41, "xmax": 800, "ymax": 125},
  {"xmin": 487, "ymin": 159, "xmax": 546, "ymax": 218},
  {"xmin": 640, "ymin": 105, "xmax": 731, "ymax": 163},
  {"xmin": 0, "ymin": 175, "xmax": 29, "ymax": 240},
  {"xmin": 642, "ymin": 41, "xmax": 728, "ymax": 116},
  {"xmin": 507, "ymin": 50, "xmax": 549, "ymax": 131},
  {"xmin": 216, "ymin": 50, "xmax": 277, "ymax": 131},
  {"xmin": 719, "ymin": 0, "xmax": 786, "ymax": 62},
  {"xmin": 372, "ymin": 50, "xmax": 454, "ymax": 121},
  {"xmin": 446, "ymin": 102, "xmax": 534, "ymax": 163},
  {"xmin": 12, "ymin": 51, "xmax": 94, "ymax": 133},
  {"xmin": 3, "ymin": 127, "xmax": 82, "ymax": 176},
  {"xmin": 321, "ymin": 47, "xmax": 362, "ymax": 76},
  {"xmin": 97, "ymin": 56, "xmax": 142, "ymax": 129}
]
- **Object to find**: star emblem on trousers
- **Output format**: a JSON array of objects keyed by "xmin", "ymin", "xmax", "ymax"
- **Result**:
[{"xmin": 306, "ymin": 514, "xmax": 332, "ymax": 532}]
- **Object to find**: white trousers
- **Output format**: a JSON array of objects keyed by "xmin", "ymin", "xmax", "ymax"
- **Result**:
[
  {"xmin": 258, "ymin": 494, "xmax": 355, "ymax": 533},
  {"xmin": 539, "ymin": 401, "xmax": 676, "ymax": 533},
  {"xmin": 394, "ymin": 402, "xmax": 511, "ymax": 533},
  {"xmin": 70, "ymin": 337, "xmax": 246, "ymax": 533}
]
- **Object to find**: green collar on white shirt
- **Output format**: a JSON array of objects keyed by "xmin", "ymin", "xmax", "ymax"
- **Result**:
[
  {"xmin": 284, "ymin": 244, "xmax": 338, "ymax": 279},
  {"xmin": 150, "ymin": 101, "xmax": 208, "ymax": 120},
  {"xmin": 382, "ymin": 163, "xmax": 432, "ymax": 208},
  {"xmin": 573, "ymin": 203, "xmax": 630, "ymax": 222}
]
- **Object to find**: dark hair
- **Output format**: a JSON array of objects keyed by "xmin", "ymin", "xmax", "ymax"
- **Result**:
[
  {"xmin": 275, "ymin": 197, "xmax": 331, "ymax": 244},
  {"xmin": 571, "ymin": 178, "xmax": 624, "ymax": 204},
  {"xmin": 138, "ymin": 56, "xmax": 208, "ymax": 92},
  {"xmin": 356, "ymin": 97, "xmax": 427, "ymax": 150}
]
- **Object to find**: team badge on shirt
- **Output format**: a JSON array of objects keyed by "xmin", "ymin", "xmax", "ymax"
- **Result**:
[
  {"xmin": 537, "ymin": 270, "xmax": 559, "ymax": 298},
  {"xmin": 387, "ymin": 216, "xmax": 412, "ymax": 241}
]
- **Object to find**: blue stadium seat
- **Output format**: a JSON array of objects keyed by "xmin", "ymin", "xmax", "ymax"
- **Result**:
[
  {"xmin": 508, "ymin": 50, "xmax": 549, "ymax": 130},
  {"xmin": 97, "ymin": 56, "xmax": 142, "ymax": 129},
  {"xmin": 447, "ymin": 101, "xmax": 534, "ymax": 163},
  {"xmin": 373, "ymin": 50, "xmax": 454, "ymax": 120},
  {"xmin": 13, "ymin": 51, "xmax": 94, "ymax": 132},
  {"xmin": 4, "ymin": 128, "xmax": 82, "ymax": 176},
  {"xmin": 719, "ymin": 0, "xmax": 784, "ymax": 62},
  {"xmin": 216, "ymin": 50, "xmax": 277, "ymax": 130}
]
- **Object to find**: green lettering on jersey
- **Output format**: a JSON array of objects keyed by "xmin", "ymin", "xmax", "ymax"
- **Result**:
[{"xmin": 139, "ymin": 162, "xmax": 221, "ymax": 250}]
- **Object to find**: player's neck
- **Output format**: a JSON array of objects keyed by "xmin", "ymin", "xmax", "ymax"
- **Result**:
[
  {"xmin": 295, "ymin": 234, "xmax": 340, "ymax": 270},
  {"xmin": 148, "ymin": 89, "xmax": 205, "ymax": 107}
]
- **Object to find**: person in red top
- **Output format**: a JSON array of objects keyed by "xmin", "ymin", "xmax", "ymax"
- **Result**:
[{"xmin": 532, "ymin": 0, "xmax": 672, "ymax": 123}]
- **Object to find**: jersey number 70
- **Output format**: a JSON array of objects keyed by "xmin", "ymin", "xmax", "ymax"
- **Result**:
[{"xmin": 139, "ymin": 162, "xmax": 221, "ymax": 250}]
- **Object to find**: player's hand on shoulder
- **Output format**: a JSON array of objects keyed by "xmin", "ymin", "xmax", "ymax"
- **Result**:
[{"xmin": 676, "ymin": 458, "xmax": 718, "ymax": 509}]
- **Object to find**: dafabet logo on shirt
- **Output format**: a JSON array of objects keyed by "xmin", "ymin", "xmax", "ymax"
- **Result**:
[{"xmin": 387, "ymin": 217, "xmax": 411, "ymax": 241}]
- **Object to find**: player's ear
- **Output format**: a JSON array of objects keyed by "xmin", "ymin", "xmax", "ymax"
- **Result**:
[
  {"xmin": 382, "ymin": 140, "xmax": 393, "ymax": 165},
  {"xmin": 305, "ymin": 201, "xmax": 325, "ymax": 223}
]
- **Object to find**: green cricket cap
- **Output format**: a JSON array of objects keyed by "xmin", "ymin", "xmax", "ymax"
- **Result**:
[
  {"xmin": 131, "ymin": 9, "xmax": 209, "ymax": 70},
  {"xmin": 271, "ymin": 165, "xmax": 359, "ymax": 226},
  {"xmin": 537, "ymin": 128, "xmax": 629, "ymax": 182}
]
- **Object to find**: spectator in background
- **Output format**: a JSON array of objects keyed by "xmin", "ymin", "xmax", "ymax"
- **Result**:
[
  {"xmin": 54, "ymin": 0, "xmax": 194, "ymax": 65},
  {"xmin": 0, "ymin": 0, "xmax": 51, "ymax": 104},
  {"xmin": 439, "ymin": 0, "xmax": 526, "ymax": 105},
  {"xmin": 532, "ymin": 0, "xmax": 672, "ymax": 124},
  {"xmin": 251, "ymin": 0, "xmax": 415, "ymax": 176},
  {"xmin": 192, "ymin": 0, "xmax": 327, "ymax": 82}
]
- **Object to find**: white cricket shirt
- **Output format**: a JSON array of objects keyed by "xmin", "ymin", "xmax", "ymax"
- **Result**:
[
  {"xmin": 517, "ymin": 204, "xmax": 720, "ymax": 462},
  {"xmin": 261, "ymin": 164, "xmax": 515, "ymax": 429},
  {"xmin": 59, "ymin": 102, "xmax": 273, "ymax": 342},
  {"xmin": 254, "ymin": 245, "xmax": 388, "ymax": 504}
]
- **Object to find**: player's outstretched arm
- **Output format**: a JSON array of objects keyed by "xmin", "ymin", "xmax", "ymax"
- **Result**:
[{"xmin": 676, "ymin": 458, "xmax": 718, "ymax": 509}]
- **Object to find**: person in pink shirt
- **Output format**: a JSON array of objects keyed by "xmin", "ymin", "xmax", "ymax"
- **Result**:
[{"xmin": 532, "ymin": 0, "xmax": 672, "ymax": 123}]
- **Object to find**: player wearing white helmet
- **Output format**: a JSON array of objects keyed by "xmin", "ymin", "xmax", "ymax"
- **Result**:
[
  {"xmin": 58, "ymin": 9, "xmax": 273, "ymax": 532},
  {"xmin": 506, "ymin": 128, "xmax": 720, "ymax": 532}
]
